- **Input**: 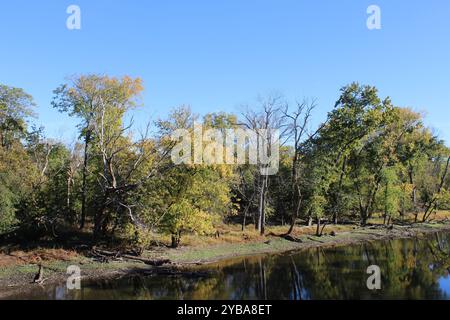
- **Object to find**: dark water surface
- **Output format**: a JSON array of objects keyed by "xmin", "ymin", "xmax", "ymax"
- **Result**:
[{"xmin": 9, "ymin": 231, "xmax": 450, "ymax": 300}]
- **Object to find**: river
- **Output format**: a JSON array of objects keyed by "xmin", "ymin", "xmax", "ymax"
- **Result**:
[{"xmin": 7, "ymin": 230, "xmax": 450, "ymax": 300}]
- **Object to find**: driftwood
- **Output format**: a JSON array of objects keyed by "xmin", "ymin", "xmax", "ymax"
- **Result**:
[
  {"xmin": 91, "ymin": 248, "xmax": 171, "ymax": 266},
  {"xmin": 31, "ymin": 264, "xmax": 50, "ymax": 285},
  {"xmin": 307, "ymin": 236, "xmax": 325, "ymax": 243},
  {"xmin": 33, "ymin": 264, "xmax": 45, "ymax": 284},
  {"xmin": 283, "ymin": 235, "xmax": 303, "ymax": 243}
]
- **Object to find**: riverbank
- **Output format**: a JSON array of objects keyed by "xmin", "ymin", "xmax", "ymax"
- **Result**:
[{"xmin": 2, "ymin": 217, "xmax": 450, "ymax": 298}]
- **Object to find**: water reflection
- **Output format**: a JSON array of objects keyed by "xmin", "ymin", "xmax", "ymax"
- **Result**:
[{"xmin": 7, "ymin": 231, "xmax": 450, "ymax": 300}]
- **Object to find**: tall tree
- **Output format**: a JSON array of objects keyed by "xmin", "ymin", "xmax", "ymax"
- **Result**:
[
  {"xmin": 0, "ymin": 84, "xmax": 36, "ymax": 233},
  {"xmin": 282, "ymin": 99, "xmax": 317, "ymax": 234},
  {"xmin": 0, "ymin": 84, "xmax": 35, "ymax": 148},
  {"xmin": 241, "ymin": 95, "xmax": 285, "ymax": 235},
  {"xmin": 315, "ymin": 83, "xmax": 396, "ymax": 225},
  {"xmin": 52, "ymin": 75, "xmax": 143, "ymax": 230}
]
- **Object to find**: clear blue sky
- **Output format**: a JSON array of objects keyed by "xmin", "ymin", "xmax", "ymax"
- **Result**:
[{"xmin": 0, "ymin": 0, "xmax": 449, "ymax": 144}]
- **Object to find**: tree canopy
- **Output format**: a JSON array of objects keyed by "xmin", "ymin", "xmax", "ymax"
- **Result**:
[{"xmin": 1, "ymin": 78, "xmax": 449, "ymax": 246}]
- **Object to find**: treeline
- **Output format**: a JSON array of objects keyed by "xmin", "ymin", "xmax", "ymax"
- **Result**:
[{"xmin": 0, "ymin": 76, "xmax": 449, "ymax": 248}]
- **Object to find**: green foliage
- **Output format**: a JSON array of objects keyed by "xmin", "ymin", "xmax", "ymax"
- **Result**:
[
  {"xmin": 1, "ymin": 79, "xmax": 449, "ymax": 246},
  {"xmin": 308, "ymin": 194, "xmax": 327, "ymax": 219},
  {"xmin": 379, "ymin": 167, "xmax": 401, "ymax": 221},
  {"xmin": 158, "ymin": 165, "xmax": 233, "ymax": 246},
  {"xmin": 0, "ymin": 84, "xmax": 36, "ymax": 148},
  {"xmin": 0, "ymin": 181, "xmax": 18, "ymax": 233},
  {"xmin": 122, "ymin": 223, "xmax": 155, "ymax": 251}
]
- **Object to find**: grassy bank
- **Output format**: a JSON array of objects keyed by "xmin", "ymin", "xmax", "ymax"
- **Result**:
[{"xmin": 1, "ymin": 212, "xmax": 450, "ymax": 298}]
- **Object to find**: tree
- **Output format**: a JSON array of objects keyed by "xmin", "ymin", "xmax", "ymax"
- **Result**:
[
  {"xmin": 153, "ymin": 108, "xmax": 236, "ymax": 247},
  {"xmin": 0, "ymin": 84, "xmax": 35, "ymax": 149},
  {"xmin": 66, "ymin": 143, "xmax": 83, "ymax": 219},
  {"xmin": 160, "ymin": 166, "xmax": 231, "ymax": 248},
  {"xmin": 0, "ymin": 84, "xmax": 36, "ymax": 233},
  {"xmin": 52, "ymin": 75, "xmax": 144, "ymax": 231},
  {"xmin": 394, "ymin": 109, "xmax": 429, "ymax": 221},
  {"xmin": 282, "ymin": 99, "xmax": 317, "ymax": 234},
  {"xmin": 379, "ymin": 167, "xmax": 400, "ymax": 225},
  {"xmin": 316, "ymin": 83, "xmax": 397, "ymax": 225},
  {"xmin": 3, "ymin": 77, "xmax": 450, "ymax": 250},
  {"xmin": 422, "ymin": 153, "xmax": 450, "ymax": 222},
  {"xmin": 241, "ymin": 95, "xmax": 285, "ymax": 235}
]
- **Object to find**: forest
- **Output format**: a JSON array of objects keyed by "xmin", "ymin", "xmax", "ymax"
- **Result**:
[{"xmin": 1, "ymin": 75, "xmax": 450, "ymax": 251}]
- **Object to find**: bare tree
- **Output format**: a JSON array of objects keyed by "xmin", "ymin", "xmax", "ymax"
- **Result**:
[
  {"xmin": 282, "ymin": 98, "xmax": 317, "ymax": 234},
  {"xmin": 241, "ymin": 95, "xmax": 286, "ymax": 235},
  {"xmin": 92, "ymin": 98, "xmax": 176, "ymax": 238}
]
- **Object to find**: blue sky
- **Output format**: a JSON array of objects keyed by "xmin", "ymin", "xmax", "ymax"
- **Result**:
[{"xmin": 0, "ymin": 0, "xmax": 449, "ymax": 143}]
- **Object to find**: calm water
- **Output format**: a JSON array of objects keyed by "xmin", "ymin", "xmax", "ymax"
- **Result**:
[{"xmin": 8, "ymin": 231, "xmax": 450, "ymax": 300}]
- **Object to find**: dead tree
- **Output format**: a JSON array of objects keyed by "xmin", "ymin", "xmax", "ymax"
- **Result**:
[
  {"xmin": 241, "ymin": 95, "xmax": 286, "ymax": 235},
  {"xmin": 282, "ymin": 99, "xmax": 317, "ymax": 234}
]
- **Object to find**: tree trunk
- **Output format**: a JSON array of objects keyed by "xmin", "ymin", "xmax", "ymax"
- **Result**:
[
  {"xmin": 360, "ymin": 207, "xmax": 368, "ymax": 227},
  {"xmin": 307, "ymin": 215, "xmax": 313, "ymax": 227},
  {"xmin": 94, "ymin": 195, "xmax": 107, "ymax": 239},
  {"xmin": 257, "ymin": 174, "xmax": 268, "ymax": 235},
  {"xmin": 287, "ymin": 183, "xmax": 302, "ymax": 235},
  {"xmin": 261, "ymin": 175, "xmax": 269, "ymax": 235},
  {"xmin": 260, "ymin": 190, "xmax": 266, "ymax": 235},
  {"xmin": 257, "ymin": 184, "xmax": 263, "ymax": 233},
  {"xmin": 242, "ymin": 210, "xmax": 247, "ymax": 232},
  {"xmin": 409, "ymin": 165, "xmax": 419, "ymax": 223},
  {"xmin": 80, "ymin": 130, "xmax": 91, "ymax": 230},
  {"xmin": 66, "ymin": 170, "xmax": 72, "ymax": 213},
  {"xmin": 287, "ymin": 213, "xmax": 297, "ymax": 235},
  {"xmin": 423, "ymin": 156, "xmax": 450, "ymax": 222},
  {"xmin": 94, "ymin": 211, "xmax": 105, "ymax": 239},
  {"xmin": 171, "ymin": 232, "xmax": 181, "ymax": 248},
  {"xmin": 332, "ymin": 156, "xmax": 347, "ymax": 225},
  {"xmin": 242, "ymin": 193, "xmax": 255, "ymax": 231}
]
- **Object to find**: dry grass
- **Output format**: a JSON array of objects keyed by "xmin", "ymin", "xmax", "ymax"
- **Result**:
[
  {"xmin": 367, "ymin": 210, "xmax": 450, "ymax": 224},
  {"xmin": 150, "ymin": 211, "xmax": 450, "ymax": 249},
  {"xmin": 0, "ymin": 248, "xmax": 78, "ymax": 267},
  {"xmin": 148, "ymin": 222, "xmax": 356, "ymax": 249}
]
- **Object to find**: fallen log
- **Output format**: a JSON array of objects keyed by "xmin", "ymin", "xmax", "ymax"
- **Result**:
[
  {"xmin": 307, "ymin": 236, "xmax": 325, "ymax": 243},
  {"xmin": 283, "ymin": 235, "xmax": 303, "ymax": 243},
  {"xmin": 92, "ymin": 248, "xmax": 171, "ymax": 266}
]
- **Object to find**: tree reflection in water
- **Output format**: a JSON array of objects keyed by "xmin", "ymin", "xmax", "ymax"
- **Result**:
[{"xmin": 9, "ymin": 231, "xmax": 450, "ymax": 300}]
